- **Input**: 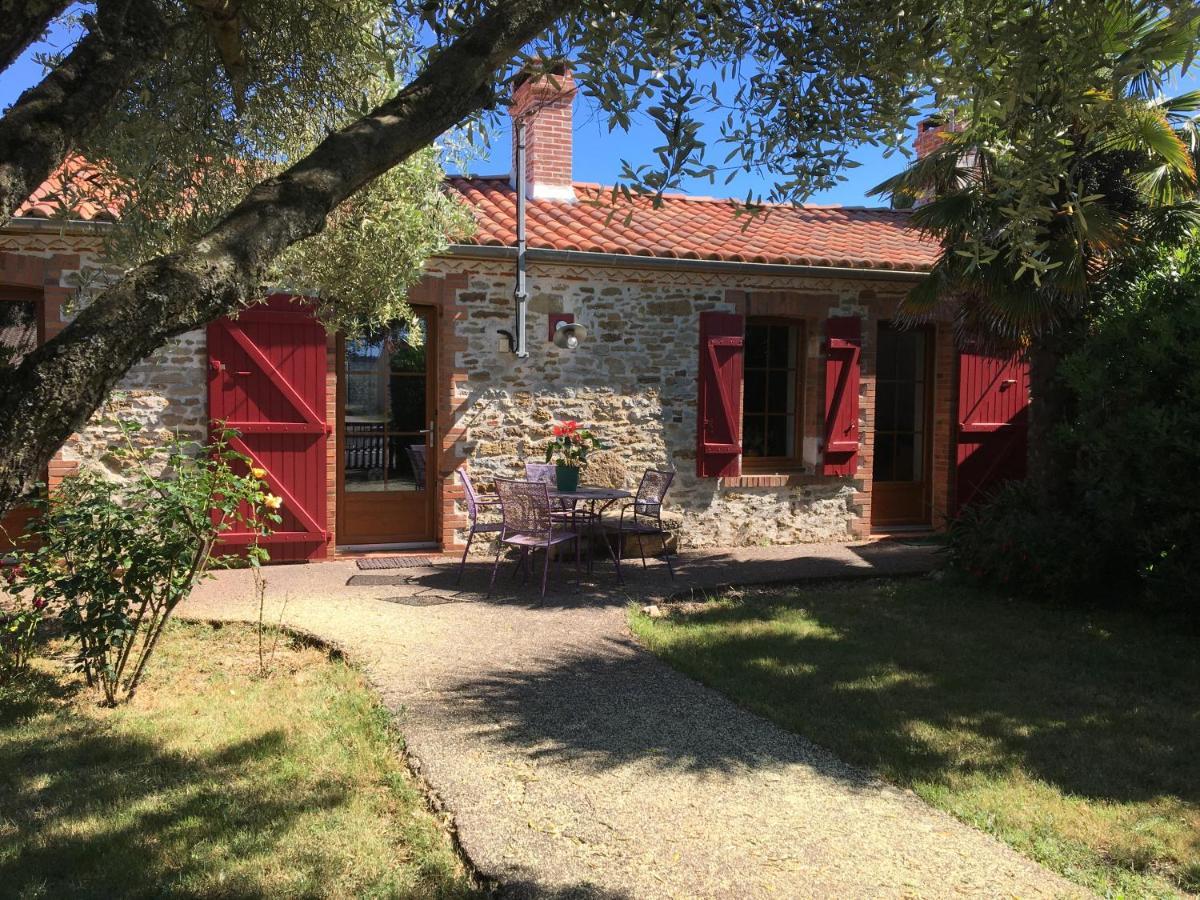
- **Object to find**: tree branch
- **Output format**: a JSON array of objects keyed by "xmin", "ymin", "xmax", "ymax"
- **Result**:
[
  {"xmin": 0, "ymin": 0, "xmax": 70, "ymax": 74},
  {"xmin": 0, "ymin": 0, "xmax": 169, "ymax": 222},
  {"xmin": 0, "ymin": 0, "xmax": 577, "ymax": 513}
]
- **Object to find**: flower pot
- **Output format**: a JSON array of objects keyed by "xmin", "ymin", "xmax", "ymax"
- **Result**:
[{"xmin": 555, "ymin": 464, "xmax": 580, "ymax": 492}]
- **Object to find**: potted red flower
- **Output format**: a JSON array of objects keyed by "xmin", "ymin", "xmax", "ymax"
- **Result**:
[{"xmin": 544, "ymin": 420, "xmax": 605, "ymax": 491}]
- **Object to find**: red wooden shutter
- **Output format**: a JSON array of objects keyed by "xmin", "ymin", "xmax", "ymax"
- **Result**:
[
  {"xmin": 697, "ymin": 311, "xmax": 744, "ymax": 477},
  {"xmin": 822, "ymin": 317, "xmax": 862, "ymax": 476},
  {"xmin": 955, "ymin": 348, "xmax": 1029, "ymax": 510},
  {"xmin": 207, "ymin": 294, "xmax": 330, "ymax": 561}
]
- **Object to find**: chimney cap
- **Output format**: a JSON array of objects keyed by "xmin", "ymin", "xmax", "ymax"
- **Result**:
[{"xmin": 511, "ymin": 59, "xmax": 572, "ymax": 92}]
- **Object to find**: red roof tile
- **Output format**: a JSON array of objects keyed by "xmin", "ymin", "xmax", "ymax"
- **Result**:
[
  {"xmin": 12, "ymin": 157, "xmax": 121, "ymax": 222},
  {"xmin": 447, "ymin": 176, "xmax": 938, "ymax": 272}
]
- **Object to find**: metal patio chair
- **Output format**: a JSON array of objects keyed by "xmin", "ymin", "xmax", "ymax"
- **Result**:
[
  {"xmin": 456, "ymin": 468, "xmax": 502, "ymax": 585},
  {"xmin": 490, "ymin": 478, "xmax": 581, "ymax": 598},
  {"xmin": 524, "ymin": 461, "xmax": 577, "ymax": 520},
  {"xmin": 604, "ymin": 468, "xmax": 677, "ymax": 579}
]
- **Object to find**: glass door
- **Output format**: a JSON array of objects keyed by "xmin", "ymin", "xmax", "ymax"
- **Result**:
[
  {"xmin": 871, "ymin": 322, "xmax": 933, "ymax": 528},
  {"xmin": 338, "ymin": 310, "xmax": 435, "ymax": 546}
]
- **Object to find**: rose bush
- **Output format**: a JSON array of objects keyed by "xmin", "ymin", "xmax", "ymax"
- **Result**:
[{"xmin": 8, "ymin": 420, "xmax": 279, "ymax": 704}]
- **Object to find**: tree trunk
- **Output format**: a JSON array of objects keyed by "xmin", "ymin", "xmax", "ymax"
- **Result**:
[
  {"xmin": 0, "ymin": 0, "xmax": 70, "ymax": 73},
  {"xmin": 0, "ymin": 0, "xmax": 170, "ymax": 221},
  {"xmin": 0, "ymin": 0, "xmax": 576, "ymax": 515}
]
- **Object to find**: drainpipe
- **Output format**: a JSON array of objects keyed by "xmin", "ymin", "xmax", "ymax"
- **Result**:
[{"xmin": 511, "ymin": 119, "xmax": 529, "ymax": 358}]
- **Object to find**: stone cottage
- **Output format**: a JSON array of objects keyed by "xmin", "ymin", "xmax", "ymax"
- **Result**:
[{"xmin": 0, "ymin": 76, "xmax": 1030, "ymax": 560}]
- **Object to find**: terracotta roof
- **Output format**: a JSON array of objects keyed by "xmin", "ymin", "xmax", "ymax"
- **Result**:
[
  {"xmin": 446, "ymin": 176, "xmax": 938, "ymax": 272},
  {"xmin": 12, "ymin": 157, "xmax": 121, "ymax": 222}
]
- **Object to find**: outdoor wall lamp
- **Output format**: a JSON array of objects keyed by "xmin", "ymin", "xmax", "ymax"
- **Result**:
[{"xmin": 550, "ymin": 313, "xmax": 587, "ymax": 349}]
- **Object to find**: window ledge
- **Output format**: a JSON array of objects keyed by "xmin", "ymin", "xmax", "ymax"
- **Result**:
[{"xmin": 723, "ymin": 472, "xmax": 828, "ymax": 489}]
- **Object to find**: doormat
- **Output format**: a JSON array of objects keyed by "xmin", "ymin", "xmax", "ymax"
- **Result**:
[
  {"xmin": 380, "ymin": 595, "xmax": 464, "ymax": 607},
  {"xmin": 355, "ymin": 556, "xmax": 438, "ymax": 570}
]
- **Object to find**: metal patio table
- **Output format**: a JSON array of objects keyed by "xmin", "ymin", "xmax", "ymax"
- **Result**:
[{"xmin": 548, "ymin": 486, "xmax": 632, "ymax": 581}]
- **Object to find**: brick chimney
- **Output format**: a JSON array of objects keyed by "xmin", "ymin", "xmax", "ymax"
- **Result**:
[
  {"xmin": 509, "ymin": 63, "xmax": 576, "ymax": 202},
  {"xmin": 914, "ymin": 115, "xmax": 963, "ymax": 158}
]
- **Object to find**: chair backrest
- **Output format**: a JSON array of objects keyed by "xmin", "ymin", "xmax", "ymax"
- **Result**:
[
  {"xmin": 495, "ymin": 478, "xmax": 552, "ymax": 537},
  {"xmin": 635, "ymin": 468, "xmax": 675, "ymax": 515},
  {"xmin": 407, "ymin": 444, "xmax": 427, "ymax": 487},
  {"xmin": 457, "ymin": 468, "xmax": 483, "ymax": 522},
  {"xmin": 524, "ymin": 461, "xmax": 556, "ymax": 485}
]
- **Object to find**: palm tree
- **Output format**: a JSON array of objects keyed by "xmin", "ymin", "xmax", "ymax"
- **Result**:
[{"xmin": 872, "ymin": 0, "xmax": 1200, "ymax": 501}]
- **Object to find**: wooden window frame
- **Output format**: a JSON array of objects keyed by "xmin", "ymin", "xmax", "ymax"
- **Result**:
[{"xmin": 742, "ymin": 316, "xmax": 806, "ymax": 472}]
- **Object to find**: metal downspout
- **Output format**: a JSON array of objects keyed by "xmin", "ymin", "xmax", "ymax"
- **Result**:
[{"xmin": 512, "ymin": 119, "xmax": 529, "ymax": 358}]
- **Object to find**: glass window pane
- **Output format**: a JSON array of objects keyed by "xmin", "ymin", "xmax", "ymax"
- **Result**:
[
  {"xmin": 768, "ymin": 325, "xmax": 790, "ymax": 368},
  {"xmin": 388, "ymin": 321, "xmax": 426, "ymax": 373},
  {"xmin": 876, "ymin": 328, "xmax": 896, "ymax": 378},
  {"xmin": 893, "ymin": 433, "xmax": 916, "ymax": 481},
  {"xmin": 344, "ymin": 423, "xmax": 388, "ymax": 491},
  {"xmin": 390, "ymin": 375, "xmax": 426, "ymax": 432},
  {"xmin": 895, "ymin": 383, "xmax": 915, "ymax": 432},
  {"xmin": 745, "ymin": 370, "xmax": 766, "ymax": 414},
  {"xmin": 765, "ymin": 416, "xmax": 788, "ymax": 457},
  {"xmin": 745, "ymin": 324, "xmax": 768, "ymax": 368},
  {"xmin": 743, "ymin": 417, "xmax": 766, "ymax": 457},
  {"xmin": 766, "ymin": 370, "xmax": 790, "ymax": 414},
  {"xmin": 873, "ymin": 432, "xmax": 895, "ymax": 481},
  {"xmin": 0, "ymin": 301, "xmax": 37, "ymax": 371},
  {"xmin": 895, "ymin": 332, "xmax": 917, "ymax": 380},
  {"xmin": 874, "ymin": 382, "xmax": 897, "ymax": 431},
  {"xmin": 388, "ymin": 439, "xmax": 426, "ymax": 491}
]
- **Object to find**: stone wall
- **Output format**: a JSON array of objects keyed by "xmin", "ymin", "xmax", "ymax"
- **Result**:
[
  {"xmin": 59, "ymin": 330, "xmax": 208, "ymax": 475},
  {"xmin": 1, "ymin": 234, "xmax": 210, "ymax": 482},
  {"xmin": 427, "ymin": 257, "xmax": 919, "ymax": 550}
]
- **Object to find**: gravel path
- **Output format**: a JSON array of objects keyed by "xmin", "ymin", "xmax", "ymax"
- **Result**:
[{"xmin": 181, "ymin": 543, "xmax": 1084, "ymax": 899}]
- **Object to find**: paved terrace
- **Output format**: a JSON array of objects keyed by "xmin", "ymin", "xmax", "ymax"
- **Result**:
[{"xmin": 181, "ymin": 543, "xmax": 1083, "ymax": 899}]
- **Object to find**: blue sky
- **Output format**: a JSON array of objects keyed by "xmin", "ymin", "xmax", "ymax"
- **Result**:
[
  {"xmin": 5, "ymin": 21, "xmax": 1199, "ymax": 208},
  {"xmin": 0, "ymin": 19, "xmax": 903, "ymax": 206}
]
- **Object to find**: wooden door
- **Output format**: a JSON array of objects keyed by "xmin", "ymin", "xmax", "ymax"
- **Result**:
[
  {"xmin": 956, "ymin": 349, "xmax": 1029, "ymax": 509},
  {"xmin": 871, "ymin": 323, "xmax": 933, "ymax": 528},
  {"xmin": 337, "ymin": 310, "xmax": 436, "ymax": 546},
  {"xmin": 207, "ymin": 295, "xmax": 330, "ymax": 561}
]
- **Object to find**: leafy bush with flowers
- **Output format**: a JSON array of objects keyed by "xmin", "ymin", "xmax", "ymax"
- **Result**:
[
  {"xmin": 543, "ymin": 420, "xmax": 606, "ymax": 469},
  {"xmin": 0, "ymin": 577, "xmax": 43, "ymax": 675},
  {"xmin": 4, "ymin": 420, "xmax": 280, "ymax": 705},
  {"xmin": 945, "ymin": 480, "xmax": 1108, "ymax": 601}
]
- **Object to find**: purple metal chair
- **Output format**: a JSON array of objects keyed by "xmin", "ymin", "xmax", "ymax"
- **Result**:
[
  {"xmin": 524, "ymin": 461, "xmax": 556, "ymax": 484},
  {"xmin": 490, "ymin": 478, "xmax": 581, "ymax": 598},
  {"xmin": 524, "ymin": 460, "xmax": 576, "ymax": 520},
  {"xmin": 456, "ymin": 468, "xmax": 502, "ymax": 584},
  {"xmin": 606, "ymin": 468, "xmax": 677, "ymax": 579}
]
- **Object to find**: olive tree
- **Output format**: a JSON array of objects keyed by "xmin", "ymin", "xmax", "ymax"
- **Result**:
[{"xmin": 2, "ymin": 0, "xmax": 1199, "ymax": 515}]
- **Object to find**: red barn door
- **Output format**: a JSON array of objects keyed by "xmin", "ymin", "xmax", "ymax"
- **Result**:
[
  {"xmin": 956, "ymin": 349, "xmax": 1030, "ymax": 510},
  {"xmin": 207, "ymin": 295, "xmax": 330, "ymax": 561}
]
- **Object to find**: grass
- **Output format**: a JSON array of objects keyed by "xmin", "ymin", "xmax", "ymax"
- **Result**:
[
  {"xmin": 631, "ymin": 578, "xmax": 1200, "ymax": 899},
  {"xmin": 0, "ymin": 621, "xmax": 475, "ymax": 899}
]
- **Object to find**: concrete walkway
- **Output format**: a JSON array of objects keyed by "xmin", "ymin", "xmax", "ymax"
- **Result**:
[{"xmin": 181, "ymin": 543, "xmax": 1082, "ymax": 899}]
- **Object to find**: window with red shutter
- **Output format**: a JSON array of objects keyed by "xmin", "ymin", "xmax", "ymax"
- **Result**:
[
  {"xmin": 697, "ymin": 311, "xmax": 745, "ymax": 477},
  {"xmin": 822, "ymin": 316, "xmax": 861, "ymax": 476}
]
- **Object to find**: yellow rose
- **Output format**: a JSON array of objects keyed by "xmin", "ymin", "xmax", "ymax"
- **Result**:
[
  {"xmin": 263, "ymin": 494, "xmax": 283, "ymax": 510},
  {"xmin": 251, "ymin": 467, "xmax": 267, "ymax": 479}
]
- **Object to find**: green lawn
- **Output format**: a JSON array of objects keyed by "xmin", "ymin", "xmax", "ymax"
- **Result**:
[
  {"xmin": 632, "ymin": 578, "xmax": 1200, "ymax": 899},
  {"xmin": 0, "ymin": 621, "xmax": 475, "ymax": 899}
]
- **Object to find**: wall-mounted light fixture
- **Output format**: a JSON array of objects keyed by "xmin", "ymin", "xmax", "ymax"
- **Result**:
[{"xmin": 549, "ymin": 313, "xmax": 587, "ymax": 349}]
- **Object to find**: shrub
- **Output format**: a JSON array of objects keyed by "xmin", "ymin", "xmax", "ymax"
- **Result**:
[
  {"xmin": 1055, "ymin": 249, "xmax": 1200, "ymax": 600},
  {"xmin": 949, "ymin": 244, "xmax": 1200, "ymax": 604},
  {"xmin": 0, "ymin": 585, "xmax": 44, "ymax": 676},
  {"xmin": 945, "ymin": 481, "xmax": 1117, "ymax": 601},
  {"xmin": 9, "ymin": 423, "xmax": 278, "ymax": 704}
]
